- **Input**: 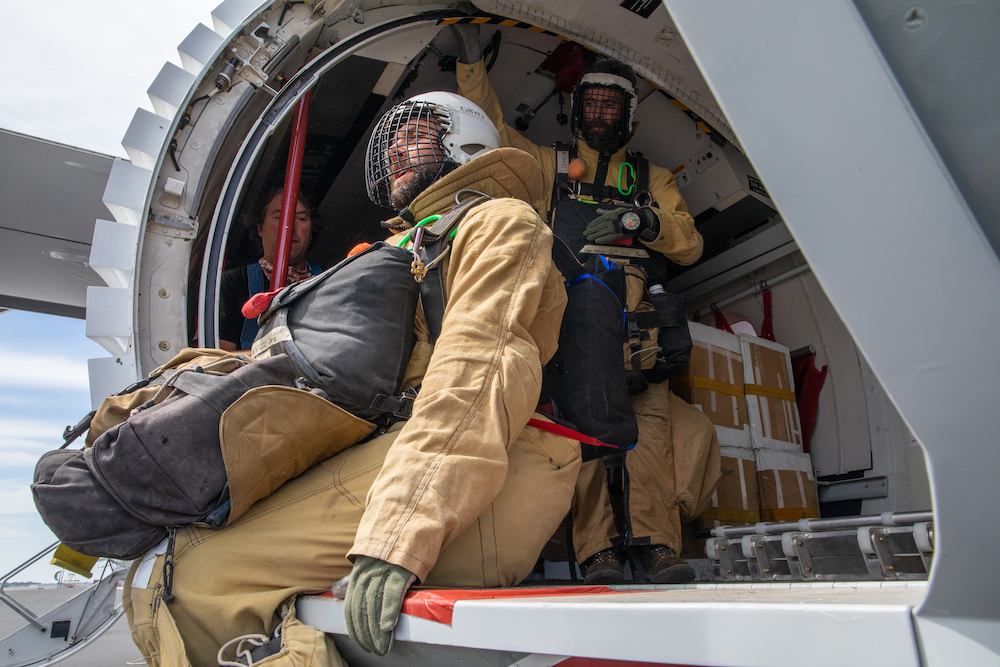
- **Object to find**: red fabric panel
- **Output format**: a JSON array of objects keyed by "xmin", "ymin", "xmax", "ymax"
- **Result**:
[
  {"xmin": 401, "ymin": 586, "xmax": 616, "ymax": 625},
  {"xmin": 713, "ymin": 309, "xmax": 734, "ymax": 334},
  {"xmin": 792, "ymin": 353, "xmax": 828, "ymax": 453},
  {"xmin": 760, "ymin": 288, "xmax": 776, "ymax": 342}
]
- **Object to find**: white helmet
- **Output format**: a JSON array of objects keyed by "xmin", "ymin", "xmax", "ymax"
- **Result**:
[{"xmin": 365, "ymin": 92, "xmax": 501, "ymax": 208}]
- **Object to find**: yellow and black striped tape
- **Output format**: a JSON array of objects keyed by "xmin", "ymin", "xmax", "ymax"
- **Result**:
[
  {"xmin": 437, "ymin": 15, "xmax": 726, "ymax": 143},
  {"xmin": 439, "ymin": 15, "xmax": 560, "ymax": 36}
]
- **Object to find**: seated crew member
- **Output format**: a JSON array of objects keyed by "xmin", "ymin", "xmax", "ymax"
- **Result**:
[
  {"xmin": 218, "ymin": 185, "xmax": 322, "ymax": 351},
  {"xmin": 124, "ymin": 92, "xmax": 580, "ymax": 665},
  {"xmin": 453, "ymin": 26, "xmax": 721, "ymax": 585}
]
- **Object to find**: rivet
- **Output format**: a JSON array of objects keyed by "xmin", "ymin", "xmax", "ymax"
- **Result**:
[
  {"xmin": 159, "ymin": 341, "xmax": 171, "ymax": 351},
  {"xmin": 158, "ymin": 289, "xmax": 170, "ymax": 299},
  {"xmin": 904, "ymin": 6, "xmax": 926, "ymax": 29}
]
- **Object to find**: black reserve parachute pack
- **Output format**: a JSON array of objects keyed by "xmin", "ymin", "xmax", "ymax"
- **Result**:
[{"xmin": 32, "ymin": 241, "xmax": 426, "ymax": 560}]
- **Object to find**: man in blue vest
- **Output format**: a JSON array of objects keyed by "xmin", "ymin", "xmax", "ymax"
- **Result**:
[{"xmin": 218, "ymin": 186, "xmax": 322, "ymax": 351}]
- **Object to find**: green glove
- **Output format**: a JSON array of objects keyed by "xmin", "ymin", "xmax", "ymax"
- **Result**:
[
  {"xmin": 584, "ymin": 207, "xmax": 659, "ymax": 244},
  {"xmin": 449, "ymin": 23, "xmax": 483, "ymax": 65},
  {"xmin": 344, "ymin": 556, "xmax": 416, "ymax": 656}
]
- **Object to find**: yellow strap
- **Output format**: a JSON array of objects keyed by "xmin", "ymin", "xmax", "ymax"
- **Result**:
[
  {"xmin": 744, "ymin": 383, "xmax": 797, "ymax": 404},
  {"xmin": 672, "ymin": 375, "xmax": 744, "ymax": 398},
  {"xmin": 697, "ymin": 507, "xmax": 761, "ymax": 524},
  {"xmin": 760, "ymin": 507, "xmax": 820, "ymax": 522}
]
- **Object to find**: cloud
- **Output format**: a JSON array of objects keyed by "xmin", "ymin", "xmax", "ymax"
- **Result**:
[
  {"xmin": 0, "ymin": 419, "xmax": 70, "ymax": 470},
  {"xmin": 0, "ymin": 346, "xmax": 90, "ymax": 391},
  {"xmin": 0, "ymin": 480, "xmax": 38, "ymax": 514}
]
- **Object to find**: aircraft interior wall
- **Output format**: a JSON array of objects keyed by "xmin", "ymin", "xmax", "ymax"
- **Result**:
[{"xmin": 178, "ymin": 11, "xmax": 933, "ymax": 522}]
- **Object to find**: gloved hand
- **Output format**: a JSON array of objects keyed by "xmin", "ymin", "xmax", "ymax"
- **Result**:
[
  {"xmin": 449, "ymin": 23, "xmax": 483, "ymax": 64},
  {"xmin": 584, "ymin": 207, "xmax": 659, "ymax": 244},
  {"xmin": 344, "ymin": 556, "xmax": 416, "ymax": 656}
]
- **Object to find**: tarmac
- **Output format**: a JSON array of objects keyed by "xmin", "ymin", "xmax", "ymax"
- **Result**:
[{"xmin": 0, "ymin": 586, "xmax": 142, "ymax": 666}]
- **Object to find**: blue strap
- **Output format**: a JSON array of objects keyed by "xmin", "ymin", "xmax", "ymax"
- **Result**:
[
  {"xmin": 240, "ymin": 261, "xmax": 321, "ymax": 349},
  {"xmin": 240, "ymin": 263, "xmax": 268, "ymax": 349}
]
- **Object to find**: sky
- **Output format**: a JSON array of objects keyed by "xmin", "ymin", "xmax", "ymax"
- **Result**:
[{"xmin": 0, "ymin": 0, "xmax": 219, "ymax": 583}]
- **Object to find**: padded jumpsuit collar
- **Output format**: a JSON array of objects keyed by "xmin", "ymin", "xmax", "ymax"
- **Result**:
[{"xmin": 385, "ymin": 147, "xmax": 544, "ymax": 229}]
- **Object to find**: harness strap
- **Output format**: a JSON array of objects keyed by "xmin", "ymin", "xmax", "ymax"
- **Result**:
[
  {"xmin": 167, "ymin": 370, "xmax": 253, "ymax": 415},
  {"xmin": 551, "ymin": 149, "xmax": 650, "ymax": 205},
  {"xmin": 419, "ymin": 195, "xmax": 491, "ymax": 344},
  {"xmin": 634, "ymin": 308, "xmax": 686, "ymax": 329},
  {"xmin": 526, "ymin": 418, "xmax": 634, "ymax": 450},
  {"xmin": 603, "ymin": 451, "xmax": 632, "ymax": 547}
]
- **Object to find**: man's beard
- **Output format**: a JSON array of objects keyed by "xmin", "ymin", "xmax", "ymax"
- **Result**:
[
  {"xmin": 389, "ymin": 163, "xmax": 441, "ymax": 210},
  {"xmin": 582, "ymin": 121, "xmax": 622, "ymax": 153}
]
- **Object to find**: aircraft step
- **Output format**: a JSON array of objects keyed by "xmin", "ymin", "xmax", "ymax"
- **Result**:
[{"xmin": 0, "ymin": 543, "xmax": 128, "ymax": 667}]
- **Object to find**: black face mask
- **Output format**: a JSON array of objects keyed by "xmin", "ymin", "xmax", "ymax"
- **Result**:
[{"xmin": 572, "ymin": 85, "xmax": 631, "ymax": 153}]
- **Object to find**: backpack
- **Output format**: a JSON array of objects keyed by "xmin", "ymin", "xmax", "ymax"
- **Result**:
[{"xmin": 32, "ymin": 242, "xmax": 426, "ymax": 561}]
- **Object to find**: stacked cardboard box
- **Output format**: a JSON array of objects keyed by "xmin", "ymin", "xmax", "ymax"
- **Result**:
[
  {"xmin": 739, "ymin": 334, "xmax": 818, "ymax": 522},
  {"xmin": 672, "ymin": 322, "xmax": 748, "ymax": 432},
  {"xmin": 676, "ymin": 324, "xmax": 759, "ymax": 556},
  {"xmin": 677, "ymin": 324, "xmax": 818, "ymax": 558},
  {"xmin": 739, "ymin": 334, "xmax": 803, "ymax": 449}
]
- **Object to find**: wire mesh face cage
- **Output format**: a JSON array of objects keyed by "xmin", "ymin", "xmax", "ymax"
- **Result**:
[
  {"xmin": 571, "ymin": 84, "xmax": 635, "ymax": 153},
  {"xmin": 365, "ymin": 100, "xmax": 454, "ymax": 208}
]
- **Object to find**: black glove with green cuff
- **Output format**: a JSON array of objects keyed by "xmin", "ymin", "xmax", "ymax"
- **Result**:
[
  {"xmin": 584, "ymin": 207, "xmax": 660, "ymax": 244},
  {"xmin": 344, "ymin": 556, "xmax": 416, "ymax": 655}
]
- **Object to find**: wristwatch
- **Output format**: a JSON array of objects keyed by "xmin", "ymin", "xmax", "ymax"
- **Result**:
[{"xmin": 620, "ymin": 210, "xmax": 642, "ymax": 231}]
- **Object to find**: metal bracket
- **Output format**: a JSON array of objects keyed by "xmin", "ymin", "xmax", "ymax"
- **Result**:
[{"xmin": 817, "ymin": 476, "xmax": 889, "ymax": 503}]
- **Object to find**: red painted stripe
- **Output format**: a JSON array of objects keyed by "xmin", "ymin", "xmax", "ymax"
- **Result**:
[
  {"xmin": 401, "ymin": 586, "xmax": 616, "ymax": 624},
  {"xmin": 557, "ymin": 659, "xmax": 705, "ymax": 667}
]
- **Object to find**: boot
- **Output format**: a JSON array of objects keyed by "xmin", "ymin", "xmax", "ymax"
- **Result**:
[
  {"xmin": 634, "ymin": 544, "xmax": 695, "ymax": 584},
  {"xmin": 581, "ymin": 547, "xmax": 624, "ymax": 585}
]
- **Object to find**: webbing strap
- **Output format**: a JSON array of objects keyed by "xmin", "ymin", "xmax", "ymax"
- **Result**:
[
  {"xmin": 634, "ymin": 308, "xmax": 685, "ymax": 329},
  {"xmin": 167, "ymin": 370, "xmax": 252, "ymax": 415},
  {"xmin": 526, "ymin": 418, "xmax": 634, "ymax": 450},
  {"xmin": 419, "ymin": 195, "xmax": 491, "ymax": 344},
  {"xmin": 744, "ymin": 383, "xmax": 797, "ymax": 404},
  {"xmin": 671, "ymin": 375, "xmax": 745, "ymax": 398}
]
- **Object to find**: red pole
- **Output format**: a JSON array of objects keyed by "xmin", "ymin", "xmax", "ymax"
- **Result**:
[{"xmin": 271, "ymin": 90, "xmax": 312, "ymax": 291}]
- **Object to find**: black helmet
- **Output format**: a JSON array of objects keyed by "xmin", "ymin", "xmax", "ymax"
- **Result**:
[{"xmin": 570, "ymin": 58, "xmax": 639, "ymax": 153}]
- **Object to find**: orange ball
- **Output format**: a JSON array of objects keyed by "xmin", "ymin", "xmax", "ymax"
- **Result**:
[
  {"xmin": 567, "ymin": 157, "xmax": 587, "ymax": 181},
  {"xmin": 347, "ymin": 242, "xmax": 371, "ymax": 257}
]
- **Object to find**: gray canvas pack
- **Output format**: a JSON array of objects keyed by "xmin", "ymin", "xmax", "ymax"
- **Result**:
[{"xmin": 32, "ymin": 242, "xmax": 424, "ymax": 560}]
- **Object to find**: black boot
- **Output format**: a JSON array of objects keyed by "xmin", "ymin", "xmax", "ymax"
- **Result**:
[
  {"xmin": 634, "ymin": 544, "xmax": 695, "ymax": 584},
  {"xmin": 581, "ymin": 547, "xmax": 624, "ymax": 585}
]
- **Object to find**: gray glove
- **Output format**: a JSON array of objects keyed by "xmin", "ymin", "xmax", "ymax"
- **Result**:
[
  {"xmin": 344, "ymin": 556, "xmax": 416, "ymax": 656},
  {"xmin": 450, "ymin": 23, "xmax": 483, "ymax": 64},
  {"xmin": 584, "ymin": 207, "xmax": 659, "ymax": 244}
]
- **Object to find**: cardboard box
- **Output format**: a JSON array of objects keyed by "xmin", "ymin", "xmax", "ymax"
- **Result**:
[
  {"xmin": 739, "ymin": 334, "xmax": 803, "ymax": 451},
  {"xmin": 673, "ymin": 322, "xmax": 748, "ymax": 430},
  {"xmin": 755, "ymin": 448, "xmax": 819, "ymax": 522},
  {"xmin": 681, "ymin": 438, "xmax": 760, "ymax": 559}
]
